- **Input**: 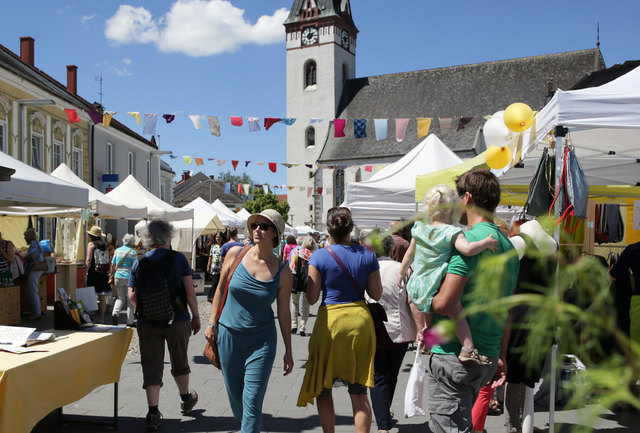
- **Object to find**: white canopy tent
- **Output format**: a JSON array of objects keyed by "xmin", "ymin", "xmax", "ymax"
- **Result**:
[
  {"xmin": 166, "ymin": 197, "xmax": 225, "ymax": 252},
  {"xmin": 0, "ymin": 151, "xmax": 89, "ymax": 209},
  {"xmin": 236, "ymin": 208, "xmax": 251, "ymax": 221},
  {"xmin": 343, "ymin": 134, "xmax": 463, "ymax": 228},
  {"xmin": 210, "ymin": 199, "xmax": 245, "ymax": 228},
  {"xmin": 293, "ymin": 225, "xmax": 315, "ymax": 235},
  {"xmin": 107, "ymin": 175, "xmax": 193, "ymax": 222}
]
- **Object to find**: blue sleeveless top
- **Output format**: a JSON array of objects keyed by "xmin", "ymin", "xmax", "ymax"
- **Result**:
[{"xmin": 219, "ymin": 261, "xmax": 284, "ymax": 331}]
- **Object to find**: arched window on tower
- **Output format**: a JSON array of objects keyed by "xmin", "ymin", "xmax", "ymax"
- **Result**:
[
  {"xmin": 305, "ymin": 61, "xmax": 317, "ymax": 88},
  {"xmin": 342, "ymin": 62, "xmax": 349, "ymax": 84},
  {"xmin": 306, "ymin": 127, "xmax": 315, "ymax": 148},
  {"xmin": 334, "ymin": 169, "xmax": 345, "ymax": 207}
]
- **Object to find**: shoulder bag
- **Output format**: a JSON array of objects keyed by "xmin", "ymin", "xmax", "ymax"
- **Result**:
[
  {"xmin": 204, "ymin": 246, "xmax": 251, "ymax": 369},
  {"xmin": 109, "ymin": 248, "xmax": 132, "ymax": 285},
  {"xmin": 325, "ymin": 245, "xmax": 394, "ymax": 349}
]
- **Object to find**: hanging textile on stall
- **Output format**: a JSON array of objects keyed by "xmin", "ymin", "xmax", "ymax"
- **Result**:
[{"xmin": 595, "ymin": 204, "xmax": 624, "ymax": 243}]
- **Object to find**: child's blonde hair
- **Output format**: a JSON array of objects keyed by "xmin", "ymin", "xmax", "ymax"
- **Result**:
[{"xmin": 422, "ymin": 184, "xmax": 461, "ymax": 224}]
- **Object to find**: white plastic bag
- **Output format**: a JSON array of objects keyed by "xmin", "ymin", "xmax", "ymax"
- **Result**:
[{"xmin": 404, "ymin": 342, "xmax": 425, "ymax": 417}]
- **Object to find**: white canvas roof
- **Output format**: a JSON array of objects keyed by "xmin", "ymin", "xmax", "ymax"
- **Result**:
[
  {"xmin": 210, "ymin": 199, "xmax": 246, "ymax": 227},
  {"xmin": 107, "ymin": 175, "xmax": 193, "ymax": 221},
  {"xmin": 343, "ymin": 134, "xmax": 463, "ymax": 227},
  {"xmin": 0, "ymin": 151, "xmax": 89, "ymax": 209},
  {"xmin": 236, "ymin": 208, "xmax": 251, "ymax": 221}
]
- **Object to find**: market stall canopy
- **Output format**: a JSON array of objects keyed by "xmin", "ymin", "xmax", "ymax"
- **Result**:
[
  {"xmin": 168, "ymin": 197, "xmax": 225, "ymax": 251},
  {"xmin": 236, "ymin": 208, "xmax": 251, "ymax": 221},
  {"xmin": 0, "ymin": 151, "xmax": 88, "ymax": 209},
  {"xmin": 107, "ymin": 175, "xmax": 193, "ymax": 221},
  {"xmin": 342, "ymin": 134, "xmax": 463, "ymax": 226},
  {"xmin": 210, "ymin": 199, "xmax": 245, "ymax": 227},
  {"xmin": 293, "ymin": 225, "xmax": 315, "ymax": 235}
]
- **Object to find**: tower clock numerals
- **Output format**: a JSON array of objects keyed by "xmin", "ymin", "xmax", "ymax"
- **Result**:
[
  {"xmin": 341, "ymin": 30, "xmax": 350, "ymax": 49},
  {"xmin": 301, "ymin": 26, "xmax": 319, "ymax": 46}
]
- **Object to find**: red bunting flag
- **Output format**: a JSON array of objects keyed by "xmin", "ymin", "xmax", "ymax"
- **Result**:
[
  {"xmin": 237, "ymin": 183, "xmax": 243, "ymax": 194},
  {"xmin": 264, "ymin": 117, "xmax": 281, "ymax": 130},
  {"xmin": 64, "ymin": 109, "xmax": 80, "ymax": 123},
  {"xmin": 194, "ymin": 157, "xmax": 203, "ymax": 166},
  {"xmin": 317, "ymin": 187, "xmax": 323, "ymax": 194},
  {"xmin": 268, "ymin": 162, "xmax": 277, "ymax": 173},
  {"xmin": 231, "ymin": 160, "xmax": 239, "ymax": 171},
  {"xmin": 365, "ymin": 165, "xmax": 372, "ymax": 172},
  {"xmin": 230, "ymin": 116, "xmax": 243, "ymax": 126},
  {"xmin": 334, "ymin": 119, "xmax": 346, "ymax": 137}
]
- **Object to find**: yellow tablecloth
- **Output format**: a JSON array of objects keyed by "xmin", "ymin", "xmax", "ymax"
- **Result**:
[{"xmin": 0, "ymin": 327, "xmax": 132, "ymax": 433}]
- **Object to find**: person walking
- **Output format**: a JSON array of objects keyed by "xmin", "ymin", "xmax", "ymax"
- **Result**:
[
  {"xmin": 297, "ymin": 206, "xmax": 383, "ymax": 433},
  {"xmin": 205, "ymin": 209, "xmax": 293, "ymax": 433},
  {"xmin": 206, "ymin": 231, "xmax": 226, "ymax": 303},
  {"xmin": 23, "ymin": 228, "xmax": 44, "ymax": 320},
  {"xmin": 84, "ymin": 226, "xmax": 111, "ymax": 324},
  {"xmin": 290, "ymin": 236, "xmax": 316, "ymax": 336},
  {"xmin": 128, "ymin": 219, "xmax": 200, "ymax": 431},
  {"xmin": 110, "ymin": 233, "xmax": 138, "ymax": 326}
]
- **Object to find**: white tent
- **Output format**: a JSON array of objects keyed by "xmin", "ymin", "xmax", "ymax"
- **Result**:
[
  {"xmin": 107, "ymin": 175, "xmax": 193, "ymax": 221},
  {"xmin": 210, "ymin": 199, "xmax": 246, "ymax": 228},
  {"xmin": 168, "ymin": 197, "xmax": 225, "ymax": 251},
  {"xmin": 343, "ymin": 134, "xmax": 463, "ymax": 227},
  {"xmin": 236, "ymin": 208, "xmax": 251, "ymax": 221},
  {"xmin": 293, "ymin": 225, "xmax": 315, "ymax": 235},
  {"xmin": 500, "ymin": 65, "xmax": 640, "ymax": 187},
  {"xmin": 0, "ymin": 151, "xmax": 89, "ymax": 209}
]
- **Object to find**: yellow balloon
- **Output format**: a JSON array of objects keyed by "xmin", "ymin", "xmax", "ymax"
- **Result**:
[
  {"xmin": 485, "ymin": 145, "xmax": 512, "ymax": 169},
  {"xmin": 504, "ymin": 102, "xmax": 534, "ymax": 133}
]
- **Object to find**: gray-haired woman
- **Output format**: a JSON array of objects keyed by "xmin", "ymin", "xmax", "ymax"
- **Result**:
[
  {"xmin": 128, "ymin": 220, "xmax": 200, "ymax": 431},
  {"xmin": 23, "ymin": 228, "xmax": 44, "ymax": 320},
  {"xmin": 110, "ymin": 233, "xmax": 138, "ymax": 326}
]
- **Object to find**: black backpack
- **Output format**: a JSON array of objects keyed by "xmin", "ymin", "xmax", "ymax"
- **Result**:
[
  {"xmin": 292, "ymin": 253, "xmax": 309, "ymax": 294},
  {"xmin": 135, "ymin": 250, "xmax": 186, "ymax": 324}
]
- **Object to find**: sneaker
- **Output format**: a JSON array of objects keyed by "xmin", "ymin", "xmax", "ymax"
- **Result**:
[
  {"xmin": 181, "ymin": 390, "xmax": 198, "ymax": 415},
  {"xmin": 111, "ymin": 315, "xmax": 118, "ymax": 326},
  {"xmin": 458, "ymin": 347, "xmax": 492, "ymax": 365},
  {"xmin": 291, "ymin": 328, "xmax": 297, "ymax": 335},
  {"xmin": 299, "ymin": 331, "xmax": 306, "ymax": 337},
  {"xmin": 145, "ymin": 411, "xmax": 163, "ymax": 431}
]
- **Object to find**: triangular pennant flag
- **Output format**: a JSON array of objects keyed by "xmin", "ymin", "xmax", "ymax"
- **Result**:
[
  {"xmin": 365, "ymin": 165, "xmax": 372, "ymax": 172},
  {"xmin": 143, "ymin": 113, "xmax": 157, "ymax": 135},
  {"xmin": 307, "ymin": 187, "xmax": 313, "ymax": 197},
  {"xmin": 281, "ymin": 118, "xmax": 296, "ymax": 125},
  {"xmin": 334, "ymin": 119, "xmax": 346, "ymax": 138},
  {"xmin": 317, "ymin": 187, "xmax": 323, "ymax": 194},
  {"xmin": 309, "ymin": 118, "xmax": 323, "ymax": 124},
  {"xmin": 224, "ymin": 183, "xmax": 230, "ymax": 194},
  {"xmin": 64, "ymin": 108, "xmax": 80, "ymax": 123},
  {"xmin": 457, "ymin": 116, "xmax": 473, "ymax": 131},
  {"xmin": 287, "ymin": 186, "xmax": 295, "ymax": 190},
  {"xmin": 438, "ymin": 117, "xmax": 453, "ymax": 134},
  {"xmin": 230, "ymin": 116, "xmax": 243, "ymax": 126},
  {"xmin": 231, "ymin": 160, "xmax": 239, "ymax": 171},
  {"xmin": 217, "ymin": 159, "xmax": 226, "ymax": 167},
  {"xmin": 263, "ymin": 185, "xmax": 269, "ymax": 194},
  {"xmin": 395, "ymin": 118, "xmax": 409, "ymax": 142},
  {"xmin": 189, "ymin": 115, "xmax": 202, "ymax": 130},
  {"xmin": 207, "ymin": 158, "xmax": 215, "ymax": 161},
  {"xmin": 374, "ymin": 119, "xmax": 387, "ymax": 140},
  {"xmin": 247, "ymin": 117, "xmax": 261, "ymax": 132},
  {"xmin": 354, "ymin": 119, "xmax": 366, "ymax": 138},
  {"xmin": 281, "ymin": 163, "xmax": 292, "ymax": 168},
  {"xmin": 163, "ymin": 114, "xmax": 175, "ymax": 124},
  {"xmin": 245, "ymin": 161, "xmax": 251, "ymax": 167},
  {"xmin": 169, "ymin": 154, "xmax": 177, "ymax": 159},
  {"xmin": 86, "ymin": 109, "xmax": 102, "ymax": 124},
  {"xmin": 128, "ymin": 112, "xmax": 141, "ymax": 125},
  {"xmin": 183, "ymin": 156, "xmax": 193, "ymax": 164},
  {"xmin": 305, "ymin": 164, "xmax": 313, "ymax": 169},
  {"xmin": 268, "ymin": 162, "xmax": 277, "ymax": 173},
  {"xmin": 264, "ymin": 117, "xmax": 281, "ymax": 130},
  {"xmin": 237, "ymin": 183, "xmax": 243, "ymax": 194},
  {"xmin": 417, "ymin": 117, "xmax": 432, "ymax": 138},
  {"xmin": 243, "ymin": 184, "xmax": 250, "ymax": 195},
  {"xmin": 103, "ymin": 111, "xmax": 115, "ymax": 127},
  {"xmin": 208, "ymin": 116, "xmax": 220, "ymax": 137},
  {"xmin": 194, "ymin": 157, "xmax": 203, "ymax": 166},
  {"xmin": 291, "ymin": 163, "xmax": 300, "ymax": 167},
  {"xmin": 255, "ymin": 162, "xmax": 264, "ymax": 166}
]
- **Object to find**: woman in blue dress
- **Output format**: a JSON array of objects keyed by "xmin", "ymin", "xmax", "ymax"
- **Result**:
[{"xmin": 205, "ymin": 209, "xmax": 293, "ymax": 433}]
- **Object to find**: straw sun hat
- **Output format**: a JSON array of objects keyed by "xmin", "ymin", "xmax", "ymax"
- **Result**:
[
  {"xmin": 246, "ymin": 209, "xmax": 285, "ymax": 239},
  {"xmin": 86, "ymin": 226, "xmax": 105, "ymax": 238}
]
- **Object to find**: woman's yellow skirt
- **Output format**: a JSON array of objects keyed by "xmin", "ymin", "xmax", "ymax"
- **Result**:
[{"xmin": 297, "ymin": 300, "xmax": 376, "ymax": 407}]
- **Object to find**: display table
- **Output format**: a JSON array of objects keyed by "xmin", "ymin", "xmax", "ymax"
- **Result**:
[{"xmin": 0, "ymin": 326, "xmax": 132, "ymax": 433}]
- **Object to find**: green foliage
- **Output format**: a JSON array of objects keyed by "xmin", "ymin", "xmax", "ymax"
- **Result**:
[
  {"xmin": 218, "ymin": 170, "xmax": 253, "ymax": 186},
  {"xmin": 244, "ymin": 188, "xmax": 289, "ymax": 222}
]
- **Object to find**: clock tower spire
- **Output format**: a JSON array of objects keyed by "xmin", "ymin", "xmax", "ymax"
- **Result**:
[{"xmin": 284, "ymin": 0, "xmax": 358, "ymax": 229}]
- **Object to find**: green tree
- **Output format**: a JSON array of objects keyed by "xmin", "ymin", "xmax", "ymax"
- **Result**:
[
  {"xmin": 244, "ymin": 188, "xmax": 289, "ymax": 222},
  {"xmin": 218, "ymin": 170, "xmax": 253, "ymax": 186}
]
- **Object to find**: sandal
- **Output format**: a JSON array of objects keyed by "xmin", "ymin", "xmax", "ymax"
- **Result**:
[
  {"xmin": 458, "ymin": 347, "xmax": 492, "ymax": 365},
  {"xmin": 487, "ymin": 399, "xmax": 503, "ymax": 416}
]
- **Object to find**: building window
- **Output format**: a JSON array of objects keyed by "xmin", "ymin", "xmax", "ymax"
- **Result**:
[
  {"xmin": 106, "ymin": 143, "xmax": 114, "ymax": 174},
  {"xmin": 128, "ymin": 152, "xmax": 135, "ymax": 176},
  {"xmin": 71, "ymin": 134, "xmax": 82, "ymax": 177},
  {"xmin": 305, "ymin": 61, "xmax": 317, "ymax": 88},
  {"xmin": 160, "ymin": 183, "xmax": 166, "ymax": 201},
  {"xmin": 342, "ymin": 62, "xmax": 348, "ymax": 84},
  {"xmin": 52, "ymin": 126, "xmax": 64, "ymax": 170},
  {"xmin": 306, "ymin": 126, "xmax": 315, "ymax": 148},
  {"xmin": 30, "ymin": 116, "xmax": 44, "ymax": 170},
  {"xmin": 334, "ymin": 169, "xmax": 345, "ymax": 207},
  {"xmin": 146, "ymin": 159, "xmax": 151, "ymax": 188},
  {"xmin": 0, "ymin": 96, "xmax": 9, "ymax": 154},
  {"xmin": 0, "ymin": 121, "xmax": 6, "ymax": 154}
]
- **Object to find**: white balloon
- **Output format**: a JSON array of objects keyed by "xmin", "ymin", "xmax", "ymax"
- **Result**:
[{"xmin": 483, "ymin": 115, "xmax": 513, "ymax": 147}]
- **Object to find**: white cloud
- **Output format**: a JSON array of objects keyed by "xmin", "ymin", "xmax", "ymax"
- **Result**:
[
  {"xmin": 104, "ymin": 0, "xmax": 287, "ymax": 57},
  {"xmin": 122, "ymin": 58, "xmax": 132, "ymax": 65},
  {"xmin": 82, "ymin": 14, "xmax": 97, "ymax": 27},
  {"xmin": 112, "ymin": 58, "xmax": 133, "ymax": 76}
]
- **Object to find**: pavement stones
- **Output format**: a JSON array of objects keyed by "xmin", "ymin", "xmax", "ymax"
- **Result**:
[{"xmin": 29, "ymin": 287, "xmax": 636, "ymax": 432}]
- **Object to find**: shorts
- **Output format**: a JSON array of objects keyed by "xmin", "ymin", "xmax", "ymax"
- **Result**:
[{"xmin": 138, "ymin": 320, "xmax": 192, "ymax": 388}]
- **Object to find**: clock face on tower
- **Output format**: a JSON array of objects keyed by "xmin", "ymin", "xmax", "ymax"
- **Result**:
[
  {"xmin": 341, "ymin": 30, "xmax": 350, "ymax": 49},
  {"xmin": 301, "ymin": 26, "xmax": 319, "ymax": 46}
]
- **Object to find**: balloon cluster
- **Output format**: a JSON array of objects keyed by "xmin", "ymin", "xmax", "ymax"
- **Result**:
[{"xmin": 483, "ymin": 102, "xmax": 534, "ymax": 169}]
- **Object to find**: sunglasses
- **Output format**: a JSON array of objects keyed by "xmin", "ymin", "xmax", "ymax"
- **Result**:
[{"xmin": 250, "ymin": 222, "xmax": 274, "ymax": 231}]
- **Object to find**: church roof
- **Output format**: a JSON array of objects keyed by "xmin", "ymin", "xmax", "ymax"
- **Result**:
[
  {"xmin": 318, "ymin": 48, "xmax": 604, "ymax": 163},
  {"xmin": 284, "ymin": 0, "xmax": 356, "ymax": 29}
]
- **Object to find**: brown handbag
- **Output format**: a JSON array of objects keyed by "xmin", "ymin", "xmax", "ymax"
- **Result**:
[{"xmin": 203, "ymin": 246, "xmax": 251, "ymax": 369}]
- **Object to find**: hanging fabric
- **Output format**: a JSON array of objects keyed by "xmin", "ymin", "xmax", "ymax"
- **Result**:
[{"xmin": 523, "ymin": 148, "xmax": 555, "ymax": 217}]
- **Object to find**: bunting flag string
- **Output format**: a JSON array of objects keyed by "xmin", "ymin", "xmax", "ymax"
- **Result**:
[
  {"xmin": 143, "ymin": 113, "xmax": 157, "ymax": 135},
  {"xmin": 189, "ymin": 115, "xmax": 202, "ymax": 130},
  {"xmin": 86, "ymin": 109, "xmax": 102, "ymax": 124},
  {"xmin": 264, "ymin": 117, "xmax": 280, "ymax": 130},
  {"xmin": 163, "ymin": 114, "xmax": 175, "ymax": 124},
  {"xmin": 231, "ymin": 160, "xmax": 239, "ymax": 171},
  {"xmin": 128, "ymin": 111, "xmax": 141, "ymax": 125},
  {"xmin": 395, "ymin": 118, "xmax": 409, "ymax": 142},
  {"xmin": 208, "ymin": 116, "xmax": 220, "ymax": 137},
  {"xmin": 195, "ymin": 157, "xmax": 203, "ymax": 166},
  {"xmin": 230, "ymin": 116, "xmax": 243, "ymax": 126},
  {"xmin": 64, "ymin": 109, "xmax": 80, "ymax": 123},
  {"xmin": 374, "ymin": 119, "xmax": 387, "ymax": 140},
  {"xmin": 417, "ymin": 117, "xmax": 431, "ymax": 138},
  {"xmin": 354, "ymin": 119, "xmax": 366, "ymax": 138}
]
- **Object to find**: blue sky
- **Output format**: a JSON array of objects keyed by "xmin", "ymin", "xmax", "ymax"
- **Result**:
[{"xmin": 1, "ymin": 0, "xmax": 638, "ymax": 189}]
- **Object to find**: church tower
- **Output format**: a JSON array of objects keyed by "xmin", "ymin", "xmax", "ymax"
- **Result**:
[{"xmin": 284, "ymin": 0, "xmax": 357, "ymax": 229}]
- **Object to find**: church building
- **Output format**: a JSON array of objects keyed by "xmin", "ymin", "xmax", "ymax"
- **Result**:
[{"xmin": 284, "ymin": 0, "xmax": 605, "ymax": 230}]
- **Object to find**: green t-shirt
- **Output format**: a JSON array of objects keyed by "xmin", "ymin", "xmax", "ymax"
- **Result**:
[{"xmin": 431, "ymin": 222, "xmax": 519, "ymax": 357}]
